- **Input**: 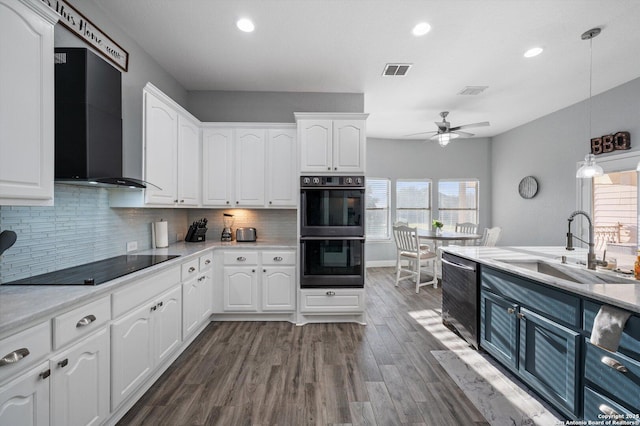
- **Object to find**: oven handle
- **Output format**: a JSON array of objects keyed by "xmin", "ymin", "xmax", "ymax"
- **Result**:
[
  {"xmin": 300, "ymin": 236, "xmax": 365, "ymax": 241},
  {"xmin": 300, "ymin": 186, "xmax": 365, "ymax": 190},
  {"xmin": 441, "ymin": 258, "xmax": 476, "ymax": 272}
]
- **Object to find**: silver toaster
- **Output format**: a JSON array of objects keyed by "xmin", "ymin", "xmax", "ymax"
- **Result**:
[{"xmin": 236, "ymin": 227, "xmax": 257, "ymax": 242}]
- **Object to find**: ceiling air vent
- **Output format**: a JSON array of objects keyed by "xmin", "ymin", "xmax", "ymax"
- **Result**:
[
  {"xmin": 382, "ymin": 63, "xmax": 412, "ymax": 77},
  {"xmin": 458, "ymin": 86, "xmax": 489, "ymax": 95}
]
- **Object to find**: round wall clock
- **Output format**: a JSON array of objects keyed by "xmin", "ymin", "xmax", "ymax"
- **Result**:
[{"xmin": 518, "ymin": 176, "xmax": 538, "ymax": 199}]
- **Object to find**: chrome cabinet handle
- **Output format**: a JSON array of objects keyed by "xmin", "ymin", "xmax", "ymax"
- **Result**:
[
  {"xmin": 57, "ymin": 358, "xmax": 68, "ymax": 368},
  {"xmin": 76, "ymin": 314, "xmax": 97, "ymax": 328},
  {"xmin": 180, "ymin": 199, "xmax": 184, "ymax": 203},
  {"xmin": 237, "ymin": 256, "xmax": 246, "ymax": 262},
  {"xmin": 0, "ymin": 348, "xmax": 30, "ymax": 366},
  {"xmin": 174, "ymin": 199, "xmax": 178, "ymax": 203},
  {"xmin": 274, "ymin": 256, "xmax": 283, "ymax": 262},
  {"xmin": 188, "ymin": 266, "xmax": 196, "ymax": 273},
  {"xmin": 599, "ymin": 404, "xmax": 620, "ymax": 417},
  {"xmin": 507, "ymin": 308, "xmax": 515, "ymax": 315},
  {"xmin": 39, "ymin": 369, "xmax": 51, "ymax": 380},
  {"xmin": 205, "ymin": 259, "xmax": 211, "ymax": 265},
  {"xmin": 326, "ymin": 291, "xmax": 336, "ymax": 296},
  {"xmin": 516, "ymin": 312, "xmax": 525, "ymax": 320},
  {"xmin": 198, "ymin": 276, "xmax": 206, "ymax": 282},
  {"xmin": 601, "ymin": 356, "xmax": 629, "ymax": 373},
  {"xmin": 151, "ymin": 305, "xmax": 157, "ymax": 312}
]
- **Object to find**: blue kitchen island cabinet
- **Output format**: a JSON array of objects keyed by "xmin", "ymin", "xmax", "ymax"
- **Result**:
[{"xmin": 480, "ymin": 266, "xmax": 581, "ymax": 419}]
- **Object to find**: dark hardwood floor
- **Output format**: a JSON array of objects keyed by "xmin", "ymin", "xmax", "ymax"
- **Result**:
[{"xmin": 117, "ymin": 267, "xmax": 489, "ymax": 425}]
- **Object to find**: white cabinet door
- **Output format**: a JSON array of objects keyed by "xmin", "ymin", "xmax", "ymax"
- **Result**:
[
  {"xmin": 182, "ymin": 275, "xmax": 200, "ymax": 338},
  {"xmin": 177, "ymin": 115, "xmax": 201, "ymax": 206},
  {"xmin": 235, "ymin": 129, "xmax": 265, "ymax": 207},
  {"xmin": 333, "ymin": 120, "xmax": 366, "ymax": 173},
  {"xmin": 200, "ymin": 272, "xmax": 213, "ymax": 323},
  {"xmin": 144, "ymin": 91, "xmax": 178, "ymax": 205},
  {"xmin": 223, "ymin": 267, "xmax": 258, "ymax": 312},
  {"xmin": 50, "ymin": 328, "xmax": 109, "ymax": 426},
  {"xmin": 202, "ymin": 128, "xmax": 234, "ymax": 206},
  {"xmin": 154, "ymin": 286, "xmax": 182, "ymax": 365},
  {"xmin": 0, "ymin": 0, "xmax": 56, "ymax": 206},
  {"xmin": 0, "ymin": 361, "xmax": 50, "ymax": 426},
  {"xmin": 262, "ymin": 266, "xmax": 296, "ymax": 311},
  {"xmin": 110, "ymin": 301, "xmax": 154, "ymax": 410},
  {"xmin": 266, "ymin": 129, "xmax": 297, "ymax": 207},
  {"xmin": 299, "ymin": 120, "xmax": 332, "ymax": 173}
]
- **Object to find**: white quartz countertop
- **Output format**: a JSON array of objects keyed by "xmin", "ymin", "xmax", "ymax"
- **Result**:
[
  {"xmin": 0, "ymin": 239, "xmax": 297, "ymax": 338},
  {"xmin": 441, "ymin": 245, "xmax": 640, "ymax": 315}
]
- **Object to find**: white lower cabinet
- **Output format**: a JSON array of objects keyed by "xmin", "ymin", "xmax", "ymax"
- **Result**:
[
  {"xmin": 111, "ymin": 285, "xmax": 182, "ymax": 410},
  {"xmin": 0, "ymin": 361, "xmax": 50, "ymax": 426},
  {"xmin": 50, "ymin": 328, "xmax": 109, "ymax": 426},
  {"xmin": 300, "ymin": 289, "xmax": 366, "ymax": 313},
  {"xmin": 182, "ymin": 252, "xmax": 213, "ymax": 338},
  {"xmin": 219, "ymin": 250, "xmax": 296, "ymax": 314}
]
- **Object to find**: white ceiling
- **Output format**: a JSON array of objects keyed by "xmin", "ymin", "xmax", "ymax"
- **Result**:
[{"xmin": 93, "ymin": 0, "xmax": 640, "ymax": 140}]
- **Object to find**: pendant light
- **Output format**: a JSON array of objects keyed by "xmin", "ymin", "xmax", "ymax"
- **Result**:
[{"xmin": 576, "ymin": 27, "xmax": 604, "ymax": 179}]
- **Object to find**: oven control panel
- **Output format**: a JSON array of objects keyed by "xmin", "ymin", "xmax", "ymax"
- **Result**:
[{"xmin": 300, "ymin": 176, "xmax": 364, "ymax": 187}]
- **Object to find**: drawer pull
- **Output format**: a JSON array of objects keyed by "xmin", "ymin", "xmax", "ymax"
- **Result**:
[
  {"xmin": 507, "ymin": 308, "xmax": 515, "ymax": 315},
  {"xmin": 76, "ymin": 314, "xmax": 97, "ymax": 328},
  {"xmin": 0, "ymin": 348, "xmax": 30, "ymax": 366},
  {"xmin": 274, "ymin": 256, "xmax": 283, "ymax": 262},
  {"xmin": 157, "ymin": 301, "xmax": 164, "ymax": 308},
  {"xmin": 198, "ymin": 276, "xmax": 206, "ymax": 282},
  {"xmin": 326, "ymin": 291, "xmax": 336, "ymax": 296},
  {"xmin": 516, "ymin": 313, "xmax": 525, "ymax": 320},
  {"xmin": 599, "ymin": 404, "xmax": 620, "ymax": 417},
  {"xmin": 39, "ymin": 369, "xmax": 50, "ymax": 380},
  {"xmin": 188, "ymin": 266, "xmax": 196, "ymax": 273},
  {"xmin": 151, "ymin": 305, "xmax": 157, "ymax": 312},
  {"xmin": 57, "ymin": 358, "xmax": 68, "ymax": 368},
  {"xmin": 205, "ymin": 259, "xmax": 211, "ymax": 265},
  {"xmin": 237, "ymin": 256, "xmax": 246, "ymax": 262},
  {"xmin": 601, "ymin": 356, "xmax": 629, "ymax": 373}
]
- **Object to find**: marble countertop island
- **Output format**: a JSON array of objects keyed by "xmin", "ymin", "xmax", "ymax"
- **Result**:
[{"xmin": 441, "ymin": 245, "xmax": 640, "ymax": 315}]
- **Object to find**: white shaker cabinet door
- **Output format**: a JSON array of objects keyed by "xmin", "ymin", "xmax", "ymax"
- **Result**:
[
  {"xmin": 202, "ymin": 128, "xmax": 234, "ymax": 206},
  {"xmin": 0, "ymin": 0, "xmax": 57, "ymax": 206},
  {"xmin": 144, "ymin": 92, "xmax": 178, "ymax": 205},
  {"xmin": 266, "ymin": 128, "xmax": 297, "ymax": 207}
]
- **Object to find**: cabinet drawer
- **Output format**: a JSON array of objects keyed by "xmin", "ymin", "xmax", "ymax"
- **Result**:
[
  {"xmin": 112, "ymin": 266, "xmax": 181, "ymax": 318},
  {"xmin": 583, "ymin": 386, "xmax": 637, "ymax": 422},
  {"xmin": 53, "ymin": 296, "xmax": 111, "ymax": 350},
  {"xmin": 223, "ymin": 251, "xmax": 258, "ymax": 265},
  {"xmin": 300, "ymin": 289, "xmax": 365, "ymax": 313},
  {"xmin": 0, "ymin": 321, "xmax": 50, "ymax": 384},
  {"xmin": 199, "ymin": 252, "xmax": 213, "ymax": 270},
  {"xmin": 181, "ymin": 258, "xmax": 200, "ymax": 279},
  {"xmin": 481, "ymin": 267, "xmax": 580, "ymax": 328},
  {"xmin": 261, "ymin": 251, "xmax": 295, "ymax": 265},
  {"xmin": 584, "ymin": 300, "xmax": 640, "ymax": 362},
  {"xmin": 584, "ymin": 339, "xmax": 640, "ymax": 411}
]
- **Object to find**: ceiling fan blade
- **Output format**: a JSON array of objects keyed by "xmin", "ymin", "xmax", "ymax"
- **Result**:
[
  {"xmin": 450, "ymin": 121, "xmax": 490, "ymax": 131},
  {"xmin": 435, "ymin": 122, "xmax": 449, "ymax": 131},
  {"xmin": 405, "ymin": 131, "xmax": 437, "ymax": 137},
  {"xmin": 452, "ymin": 130, "xmax": 475, "ymax": 137}
]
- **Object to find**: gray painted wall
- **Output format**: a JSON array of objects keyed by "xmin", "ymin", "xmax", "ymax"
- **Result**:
[
  {"xmin": 187, "ymin": 91, "xmax": 364, "ymax": 122},
  {"xmin": 492, "ymin": 77, "xmax": 640, "ymax": 246},
  {"xmin": 366, "ymin": 137, "xmax": 492, "ymax": 263},
  {"xmin": 55, "ymin": 0, "xmax": 188, "ymax": 181}
]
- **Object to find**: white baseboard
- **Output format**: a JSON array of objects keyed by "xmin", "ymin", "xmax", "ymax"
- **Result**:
[{"xmin": 366, "ymin": 260, "xmax": 396, "ymax": 268}]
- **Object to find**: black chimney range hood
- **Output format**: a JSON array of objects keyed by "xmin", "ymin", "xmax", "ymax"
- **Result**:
[{"xmin": 54, "ymin": 47, "xmax": 147, "ymax": 189}]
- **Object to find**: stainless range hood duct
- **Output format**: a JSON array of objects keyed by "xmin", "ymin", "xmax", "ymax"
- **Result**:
[{"xmin": 54, "ymin": 48, "xmax": 150, "ymax": 189}]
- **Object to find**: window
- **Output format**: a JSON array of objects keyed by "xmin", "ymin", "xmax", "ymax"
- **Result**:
[
  {"xmin": 438, "ymin": 179, "xmax": 479, "ymax": 231},
  {"xmin": 366, "ymin": 178, "xmax": 390, "ymax": 239},
  {"xmin": 396, "ymin": 179, "xmax": 431, "ymax": 228}
]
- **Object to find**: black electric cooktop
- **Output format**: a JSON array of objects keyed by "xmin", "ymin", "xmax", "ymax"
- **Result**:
[{"xmin": 3, "ymin": 254, "xmax": 180, "ymax": 285}]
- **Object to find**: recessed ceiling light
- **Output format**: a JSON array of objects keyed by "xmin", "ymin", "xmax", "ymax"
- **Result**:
[
  {"xmin": 236, "ymin": 18, "xmax": 255, "ymax": 33},
  {"xmin": 412, "ymin": 22, "xmax": 431, "ymax": 37},
  {"xmin": 524, "ymin": 47, "xmax": 543, "ymax": 58}
]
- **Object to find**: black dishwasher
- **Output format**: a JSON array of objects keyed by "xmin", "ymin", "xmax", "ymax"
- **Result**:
[{"xmin": 441, "ymin": 252, "xmax": 480, "ymax": 349}]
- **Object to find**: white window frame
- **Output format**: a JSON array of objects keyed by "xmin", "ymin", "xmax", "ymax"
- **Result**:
[
  {"xmin": 437, "ymin": 178, "xmax": 480, "ymax": 231},
  {"xmin": 365, "ymin": 177, "xmax": 391, "ymax": 241},
  {"xmin": 395, "ymin": 178, "xmax": 432, "ymax": 229}
]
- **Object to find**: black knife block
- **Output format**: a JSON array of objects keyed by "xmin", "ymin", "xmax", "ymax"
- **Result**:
[{"xmin": 185, "ymin": 226, "xmax": 207, "ymax": 242}]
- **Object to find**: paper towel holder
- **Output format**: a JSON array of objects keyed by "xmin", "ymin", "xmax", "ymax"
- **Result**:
[{"xmin": 152, "ymin": 219, "xmax": 169, "ymax": 248}]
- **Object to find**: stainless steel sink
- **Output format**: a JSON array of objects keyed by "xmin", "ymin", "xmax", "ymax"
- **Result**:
[{"xmin": 497, "ymin": 259, "xmax": 637, "ymax": 285}]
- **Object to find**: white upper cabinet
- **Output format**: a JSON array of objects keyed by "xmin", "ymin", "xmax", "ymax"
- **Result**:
[
  {"xmin": 0, "ymin": 0, "xmax": 58, "ymax": 206},
  {"xmin": 267, "ymin": 128, "xmax": 298, "ymax": 207},
  {"xmin": 235, "ymin": 128, "xmax": 266, "ymax": 207},
  {"xmin": 202, "ymin": 127, "xmax": 234, "ymax": 207},
  {"xmin": 296, "ymin": 113, "xmax": 368, "ymax": 174},
  {"xmin": 143, "ymin": 83, "xmax": 201, "ymax": 207}
]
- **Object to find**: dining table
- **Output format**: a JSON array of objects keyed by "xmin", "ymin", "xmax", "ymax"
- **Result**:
[{"xmin": 417, "ymin": 229, "xmax": 483, "ymax": 277}]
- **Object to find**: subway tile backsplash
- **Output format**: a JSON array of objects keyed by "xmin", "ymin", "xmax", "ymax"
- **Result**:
[{"xmin": 0, "ymin": 185, "xmax": 297, "ymax": 283}]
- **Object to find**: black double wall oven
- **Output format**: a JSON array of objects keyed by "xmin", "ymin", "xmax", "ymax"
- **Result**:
[{"xmin": 300, "ymin": 176, "xmax": 365, "ymax": 288}]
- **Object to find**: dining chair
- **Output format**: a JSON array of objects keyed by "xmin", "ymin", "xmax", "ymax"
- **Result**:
[
  {"xmin": 392, "ymin": 224, "xmax": 438, "ymax": 293},
  {"xmin": 455, "ymin": 222, "xmax": 478, "ymax": 234},
  {"xmin": 479, "ymin": 227, "xmax": 501, "ymax": 246}
]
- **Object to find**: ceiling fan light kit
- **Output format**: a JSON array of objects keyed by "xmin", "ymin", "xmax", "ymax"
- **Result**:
[{"xmin": 405, "ymin": 110, "xmax": 490, "ymax": 147}]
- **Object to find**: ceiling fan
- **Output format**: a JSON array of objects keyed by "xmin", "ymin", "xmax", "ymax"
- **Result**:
[{"xmin": 406, "ymin": 111, "xmax": 490, "ymax": 147}]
